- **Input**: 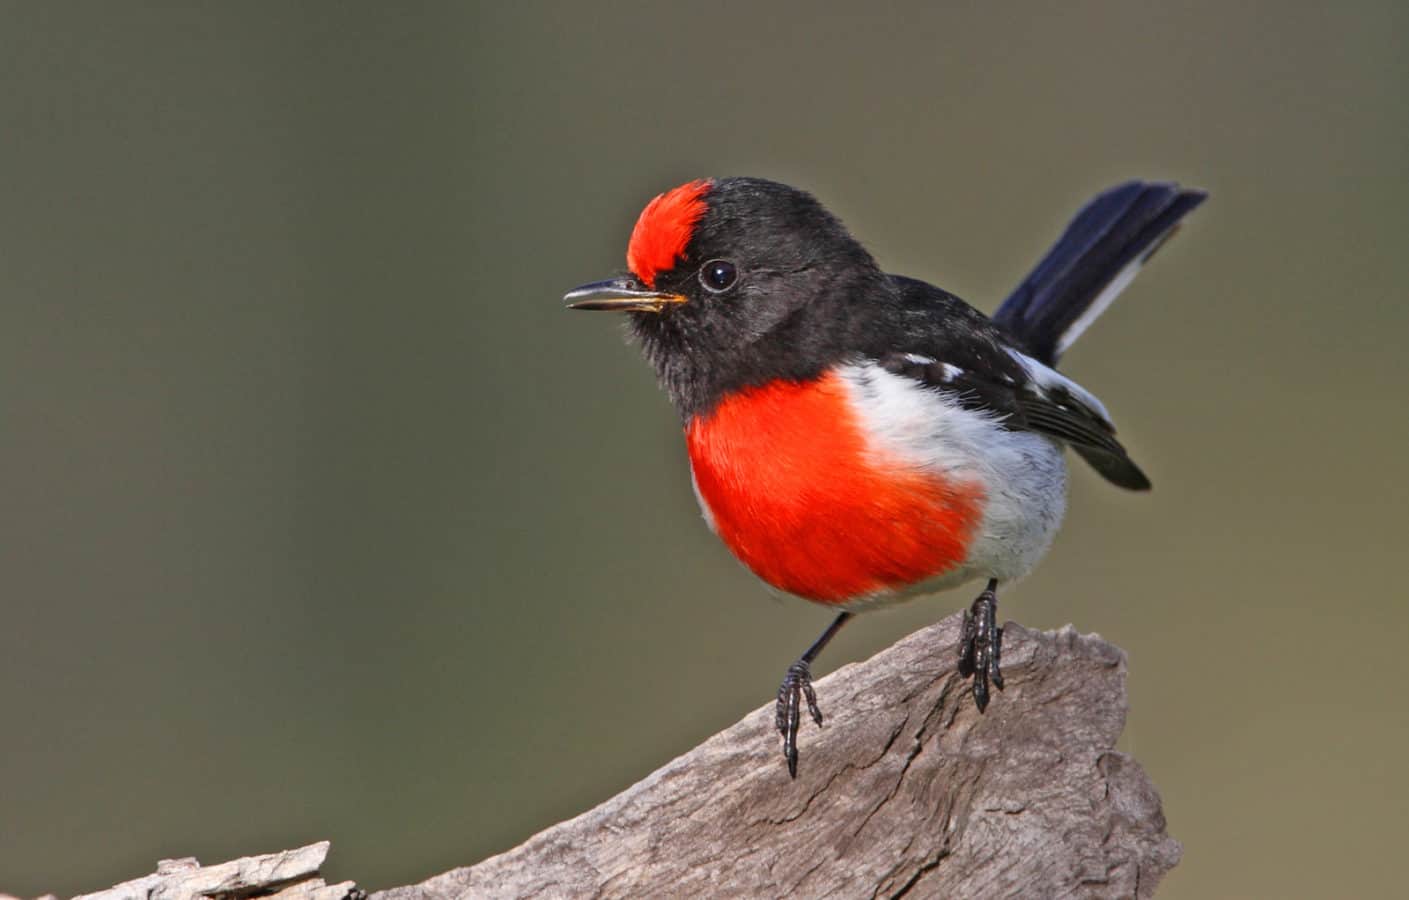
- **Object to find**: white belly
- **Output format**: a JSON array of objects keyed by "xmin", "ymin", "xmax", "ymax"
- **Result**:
[{"xmin": 837, "ymin": 362, "xmax": 1069, "ymax": 594}]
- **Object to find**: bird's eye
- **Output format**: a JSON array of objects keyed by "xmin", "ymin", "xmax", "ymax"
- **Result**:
[{"xmin": 699, "ymin": 259, "xmax": 738, "ymax": 292}]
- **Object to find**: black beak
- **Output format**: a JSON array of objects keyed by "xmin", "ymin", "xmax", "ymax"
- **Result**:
[{"xmin": 564, "ymin": 277, "xmax": 687, "ymax": 313}]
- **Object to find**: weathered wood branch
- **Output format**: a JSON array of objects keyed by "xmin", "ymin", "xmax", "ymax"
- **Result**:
[
  {"xmin": 52, "ymin": 841, "xmax": 360, "ymax": 900},
  {"xmin": 377, "ymin": 613, "xmax": 1179, "ymax": 899},
  {"xmin": 39, "ymin": 613, "xmax": 1179, "ymax": 900}
]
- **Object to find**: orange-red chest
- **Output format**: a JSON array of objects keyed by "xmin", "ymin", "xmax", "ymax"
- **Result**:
[{"xmin": 685, "ymin": 371, "xmax": 984, "ymax": 604}]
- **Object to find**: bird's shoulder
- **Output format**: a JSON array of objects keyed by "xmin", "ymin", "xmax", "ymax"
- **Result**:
[
  {"xmin": 866, "ymin": 274, "xmax": 1147, "ymax": 488},
  {"xmin": 871, "ymin": 274, "xmax": 1032, "ymax": 419}
]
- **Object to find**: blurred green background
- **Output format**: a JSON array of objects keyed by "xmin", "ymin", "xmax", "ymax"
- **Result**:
[{"xmin": 2, "ymin": 2, "xmax": 1406, "ymax": 897}]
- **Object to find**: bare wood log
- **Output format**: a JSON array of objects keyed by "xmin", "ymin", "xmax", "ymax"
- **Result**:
[
  {"xmin": 57, "ymin": 842, "xmax": 361, "ymax": 900},
  {"xmin": 38, "ymin": 613, "xmax": 1179, "ymax": 900},
  {"xmin": 374, "ymin": 613, "xmax": 1180, "ymax": 899}
]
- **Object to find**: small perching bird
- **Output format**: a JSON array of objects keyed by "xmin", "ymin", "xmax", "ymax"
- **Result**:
[{"xmin": 566, "ymin": 177, "xmax": 1206, "ymax": 776}]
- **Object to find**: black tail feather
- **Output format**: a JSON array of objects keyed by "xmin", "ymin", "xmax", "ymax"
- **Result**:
[{"xmin": 993, "ymin": 181, "xmax": 1207, "ymax": 366}]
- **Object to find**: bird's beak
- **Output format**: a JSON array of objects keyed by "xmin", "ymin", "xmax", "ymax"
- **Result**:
[{"xmin": 564, "ymin": 277, "xmax": 687, "ymax": 313}]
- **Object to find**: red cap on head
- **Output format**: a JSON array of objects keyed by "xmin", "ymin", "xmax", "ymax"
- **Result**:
[{"xmin": 627, "ymin": 179, "xmax": 711, "ymax": 287}]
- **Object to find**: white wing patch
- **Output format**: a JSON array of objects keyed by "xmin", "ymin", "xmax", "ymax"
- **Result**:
[
  {"xmin": 902, "ymin": 354, "xmax": 961, "ymax": 383},
  {"xmin": 1006, "ymin": 348, "xmax": 1112, "ymax": 425}
]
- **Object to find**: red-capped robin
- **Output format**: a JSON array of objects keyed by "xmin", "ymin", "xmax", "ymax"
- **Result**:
[{"xmin": 566, "ymin": 177, "xmax": 1206, "ymax": 776}]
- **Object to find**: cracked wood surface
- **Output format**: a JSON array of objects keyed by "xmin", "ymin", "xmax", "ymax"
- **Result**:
[
  {"xmin": 373, "ymin": 612, "xmax": 1180, "ymax": 899},
  {"xmin": 58, "ymin": 842, "xmax": 361, "ymax": 900}
]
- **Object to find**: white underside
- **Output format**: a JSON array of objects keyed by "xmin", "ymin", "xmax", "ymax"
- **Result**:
[{"xmin": 830, "ymin": 362, "xmax": 1068, "ymax": 609}]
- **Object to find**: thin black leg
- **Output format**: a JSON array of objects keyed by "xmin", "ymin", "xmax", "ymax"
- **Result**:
[
  {"xmin": 776, "ymin": 611, "xmax": 851, "ymax": 778},
  {"xmin": 957, "ymin": 579, "xmax": 1004, "ymax": 711}
]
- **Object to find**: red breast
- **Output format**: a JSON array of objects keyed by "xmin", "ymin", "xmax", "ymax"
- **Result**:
[{"xmin": 685, "ymin": 370, "xmax": 986, "ymax": 604}]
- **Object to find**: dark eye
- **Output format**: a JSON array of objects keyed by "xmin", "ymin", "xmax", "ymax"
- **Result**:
[{"xmin": 699, "ymin": 259, "xmax": 738, "ymax": 292}]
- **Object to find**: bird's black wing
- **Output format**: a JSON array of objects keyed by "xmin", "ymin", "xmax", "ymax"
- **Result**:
[{"xmin": 875, "ymin": 275, "xmax": 1151, "ymax": 491}]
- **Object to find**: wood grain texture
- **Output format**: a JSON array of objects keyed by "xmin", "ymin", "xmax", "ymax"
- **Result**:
[
  {"xmin": 374, "ymin": 613, "xmax": 1180, "ymax": 899},
  {"xmin": 62, "ymin": 842, "xmax": 360, "ymax": 900}
]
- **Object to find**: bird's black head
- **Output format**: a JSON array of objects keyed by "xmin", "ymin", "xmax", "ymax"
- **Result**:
[{"xmin": 566, "ymin": 177, "xmax": 895, "ymax": 419}]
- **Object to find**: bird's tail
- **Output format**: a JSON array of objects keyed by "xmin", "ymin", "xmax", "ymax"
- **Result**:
[{"xmin": 993, "ymin": 181, "xmax": 1207, "ymax": 367}]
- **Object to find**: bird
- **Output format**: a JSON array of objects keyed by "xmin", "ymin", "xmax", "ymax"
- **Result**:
[{"xmin": 564, "ymin": 177, "xmax": 1206, "ymax": 777}]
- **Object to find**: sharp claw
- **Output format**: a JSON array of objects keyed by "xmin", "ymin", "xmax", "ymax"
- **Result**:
[
  {"xmin": 973, "ymin": 670, "xmax": 990, "ymax": 711},
  {"xmin": 775, "ymin": 660, "xmax": 823, "ymax": 778},
  {"xmin": 957, "ymin": 609, "xmax": 976, "ymax": 677},
  {"xmin": 990, "ymin": 625, "xmax": 1005, "ymax": 691},
  {"xmin": 782, "ymin": 693, "xmax": 799, "ymax": 779},
  {"xmin": 957, "ymin": 584, "xmax": 1004, "ymax": 713},
  {"xmin": 802, "ymin": 679, "xmax": 822, "ymax": 727}
]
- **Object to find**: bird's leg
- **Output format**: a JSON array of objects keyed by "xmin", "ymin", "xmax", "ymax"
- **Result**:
[
  {"xmin": 776, "ymin": 611, "xmax": 851, "ymax": 778},
  {"xmin": 957, "ymin": 578, "xmax": 1004, "ymax": 711}
]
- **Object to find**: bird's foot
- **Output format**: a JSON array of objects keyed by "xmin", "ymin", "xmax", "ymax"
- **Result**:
[
  {"xmin": 775, "ymin": 660, "xmax": 824, "ymax": 778},
  {"xmin": 957, "ymin": 583, "xmax": 1004, "ymax": 711}
]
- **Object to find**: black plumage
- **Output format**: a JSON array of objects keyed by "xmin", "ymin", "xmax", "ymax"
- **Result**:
[
  {"xmin": 625, "ymin": 177, "xmax": 1184, "ymax": 491},
  {"xmin": 993, "ymin": 180, "xmax": 1208, "ymax": 366},
  {"xmin": 880, "ymin": 277, "xmax": 1150, "ymax": 491}
]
